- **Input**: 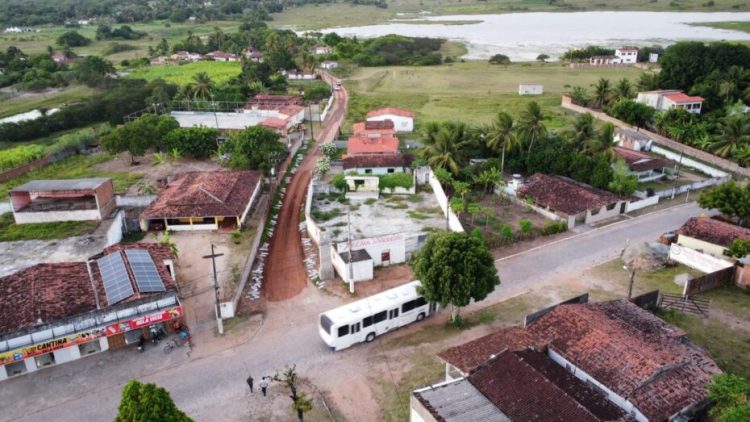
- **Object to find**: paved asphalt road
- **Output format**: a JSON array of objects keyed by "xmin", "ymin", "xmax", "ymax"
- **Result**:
[{"xmin": 1, "ymin": 201, "xmax": 704, "ymax": 422}]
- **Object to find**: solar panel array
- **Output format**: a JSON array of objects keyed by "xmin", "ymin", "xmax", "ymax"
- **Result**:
[
  {"xmin": 125, "ymin": 249, "xmax": 166, "ymax": 293},
  {"xmin": 97, "ymin": 252, "xmax": 134, "ymax": 304}
]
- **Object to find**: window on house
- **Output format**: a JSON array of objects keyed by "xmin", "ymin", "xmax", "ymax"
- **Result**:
[
  {"xmin": 606, "ymin": 203, "xmax": 616, "ymax": 211},
  {"xmin": 365, "ymin": 169, "xmax": 372, "ymax": 174},
  {"xmin": 387, "ymin": 168, "xmax": 395, "ymax": 173},
  {"xmin": 354, "ymin": 179, "xmax": 365, "ymax": 187}
]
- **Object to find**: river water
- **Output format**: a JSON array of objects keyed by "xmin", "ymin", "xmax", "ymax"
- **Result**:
[{"xmin": 322, "ymin": 12, "xmax": 750, "ymax": 60}]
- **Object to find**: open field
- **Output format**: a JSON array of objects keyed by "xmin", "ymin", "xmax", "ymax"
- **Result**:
[
  {"xmin": 0, "ymin": 85, "xmax": 99, "ymax": 119},
  {"xmin": 694, "ymin": 21, "xmax": 750, "ymax": 33},
  {"xmin": 125, "ymin": 61, "xmax": 242, "ymax": 85},
  {"xmin": 0, "ymin": 20, "xmax": 241, "ymax": 62},
  {"xmin": 345, "ymin": 61, "xmax": 645, "ymax": 132},
  {"xmin": 272, "ymin": 0, "xmax": 748, "ymax": 30}
]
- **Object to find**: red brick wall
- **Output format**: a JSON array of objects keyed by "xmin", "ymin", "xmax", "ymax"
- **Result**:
[
  {"xmin": 95, "ymin": 179, "xmax": 116, "ymax": 216},
  {"xmin": 0, "ymin": 156, "xmax": 50, "ymax": 183}
]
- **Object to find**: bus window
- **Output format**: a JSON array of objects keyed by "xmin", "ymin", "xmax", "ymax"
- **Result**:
[
  {"xmin": 320, "ymin": 314, "xmax": 334, "ymax": 334},
  {"xmin": 389, "ymin": 309, "xmax": 399, "ymax": 319},
  {"xmin": 338, "ymin": 325, "xmax": 350, "ymax": 337},
  {"xmin": 363, "ymin": 316, "xmax": 373, "ymax": 328},
  {"xmin": 402, "ymin": 300, "xmax": 416, "ymax": 313},
  {"xmin": 373, "ymin": 311, "xmax": 387, "ymax": 323},
  {"xmin": 351, "ymin": 323, "xmax": 360, "ymax": 334},
  {"xmin": 415, "ymin": 297, "xmax": 427, "ymax": 308}
]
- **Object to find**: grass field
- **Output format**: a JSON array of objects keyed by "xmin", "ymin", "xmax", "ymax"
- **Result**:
[
  {"xmin": 345, "ymin": 61, "xmax": 645, "ymax": 132},
  {"xmin": 0, "ymin": 85, "xmax": 99, "ymax": 119},
  {"xmin": 695, "ymin": 21, "xmax": 750, "ymax": 33},
  {"xmin": 125, "ymin": 61, "xmax": 242, "ymax": 85},
  {"xmin": 0, "ymin": 212, "xmax": 97, "ymax": 241},
  {"xmin": 272, "ymin": 0, "xmax": 746, "ymax": 30},
  {"xmin": 0, "ymin": 20, "xmax": 241, "ymax": 62}
]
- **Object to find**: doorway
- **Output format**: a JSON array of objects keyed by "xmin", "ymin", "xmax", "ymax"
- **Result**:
[{"xmin": 381, "ymin": 249, "xmax": 390, "ymax": 266}]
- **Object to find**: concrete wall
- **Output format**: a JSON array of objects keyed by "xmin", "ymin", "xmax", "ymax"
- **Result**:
[
  {"xmin": 676, "ymin": 235, "xmax": 728, "ymax": 259},
  {"xmin": 409, "ymin": 394, "xmax": 437, "ymax": 422},
  {"xmin": 115, "ymin": 195, "xmax": 156, "ymax": 207},
  {"xmin": 304, "ymin": 180, "xmax": 322, "ymax": 245},
  {"xmin": 650, "ymin": 146, "xmax": 728, "ymax": 178},
  {"xmin": 331, "ymin": 248, "xmax": 373, "ymax": 283},
  {"xmin": 13, "ymin": 209, "xmax": 101, "ymax": 224},
  {"xmin": 337, "ymin": 234, "xmax": 407, "ymax": 266},
  {"xmin": 670, "ymin": 243, "xmax": 734, "ymax": 274},
  {"xmin": 105, "ymin": 210, "xmax": 124, "ymax": 247},
  {"xmin": 625, "ymin": 196, "xmax": 660, "ymax": 212},
  {"xmin": 240, "ymin": 181, "xmax": 262, "ymax": 226},
  {"xmin": 585, "ymin": 201, "xmax": 626, "ymax": 225},
  {"xmin": 519, "ymin": 84, "xmax": 543, "ymax": 95},
  {"xmin": 319, "ymin": 94, "xmax": 335, "ymax": 122},
  {"xmin": 428, "ymin": 169, "xmax": 464, "ymax": 232}
]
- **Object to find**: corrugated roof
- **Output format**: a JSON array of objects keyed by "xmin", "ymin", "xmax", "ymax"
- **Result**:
[
  {"xmin": 414, "ymin": 378, "xmax": 510, "ymax": 422},
  {"xmin": 11, "ymin": 178, "xmax": 109, "ymax": 192}
]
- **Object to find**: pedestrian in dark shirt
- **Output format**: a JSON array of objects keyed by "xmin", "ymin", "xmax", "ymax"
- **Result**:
[
  {"xmin": 246, "ymin": 375, "xmax": 254, "ymax": 393},
  {"xmin": 260, "ymin": 377, "xmax": 269, "ymax": 397}
]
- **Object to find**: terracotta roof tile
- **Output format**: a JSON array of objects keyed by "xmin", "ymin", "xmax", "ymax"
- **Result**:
[
  {"xmin": 260, "ymin": 117, "xmax": 289, "ymax": 130},
  {"xmin": 614, "ymin": 147, "xmax": 674, "ymax": 172},
  {"xmin": 141, "ymin": 171, "xmax": 261, "ymax": 220},
  {"xmin": 342, "ymin": 153, "xmax": 413, "ymax": 170},
  {"xmin": 663, "ymin": 92, "xmax": 704, "ymax": 103},
  {"xmin": 346, "ymin": 135, "xmax": 399, "ymax": 155},
  {"xmin": 677, "ymin": 216, "xmax": 750, "ymax": 247},
  {"xmin": 517, "ymin": 174, "xmax": 624, "ymax": 215}
]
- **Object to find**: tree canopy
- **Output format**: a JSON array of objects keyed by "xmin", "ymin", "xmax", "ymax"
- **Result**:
[
  {"xmin": 101, "ymin": 113, "xmax": 178, "ymax": 163},
  {"xmin": 165, "ymin": 127, "xmax": 219, "ymax": 158},
  {"xmin": 115, "ymin": 379, "xmax": 192, "ymax": 422},
  {"xmin": 219, "ymin": 125, "xmax": 286, "ymax": 174},
  {"xmin": 707, "ymin": 373, "xmax": 750, "ymax": 422},
  {"xmin": 411, "ymin": 231, "xmax": 500, "ymax": 323},
  {"xmin": 697, "ymin": 181, "xmax": 750, "ymax": 227}
]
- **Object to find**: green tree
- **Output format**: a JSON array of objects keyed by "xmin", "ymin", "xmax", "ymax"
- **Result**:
[
  {"xmin": 517, "ymin": 101, "xmax": 547, "ymax": 155},
  {"xmin": 608, "ymin": 159, "xmax": 638, "ymax": 195},
  {"xmin": 698, "ymin": 181, "xmax": 750, "ymax": 226},
  {"xmin": 219, "ymin": 125, "xmax": 286, "ymax": 174},
  {"xmin": 637, "ymin": 72, "xmax": 660, "ymax": 91},
  {"xmin": 591, "ymin": 78, "xmax": 612, "ymax": 108},
  {"xmin": 101, "ymin": 114, "xmax": 178, "ymax": 164},
  {"xmin": 536, "ymin": 54, "xmax": 550, "ymax": 63},
  {"xmin": 609, "ymin": 99, "xmax": 655, "ymax": 128},
  {"xmin": 712, "ymin": 116, "xmax": 750, "ymax": 158},
  {"xmin": 419, "ymin": 121, "xmax": 472, "ymax": 176},
  {"xmin": 165, "ymin": 127, "xmax": 219, "ymax": 158},
  {"xmin": 475, "ymin": 167, "xmax": 501, "ymax": 193},
  {"xmin": 708, "ymin": 373, "xmax": 750, "ymax": 422},
  {"xmin": 411, "ymin": 232, "xmax": 500, "ymax": 324},
  {"xmin": 57, "ymin": 31, "xmax": 91, "ymax": 47},
  {"xmin": 726, "ymin": 238, "xmax": 750, "ymax": 258},
  {"xmin": 590, "ymin": 156, "xmax": 613, "ymax": 189},
  {"xmin": 272, "ymin": 365, "xmax": 314, "ymax": 422},
  {"xmin": 115, "ymin": 379, "xmax": 192, "ymax": 422},
  {"xmin": 484, "ymin": 111, "xmax": 516, "ymax": 175},
  {"xmin": 586, "ymin": 122, "xmax": 617, "ymax": 161},
  {"xmin": 72, "ymin": 56, "xmax": 115, "ymax": 86},
  {"xmin": 192, "ymin": 72, "xmax": 214, "ymax": 100},
  {"xmin": 614, "ymin": 78, "xmax": 634, "ymax": 101},
  {"xmin": 569, "ymin": 86, "xmax": 589, "ymax": 106},
  {"xmin": 568, "ymin": 112, "xmax": 595, "ymax": 149},
  {"xmin": 488, "ymin": 54, "xmax": 511, "ymax": 65}
]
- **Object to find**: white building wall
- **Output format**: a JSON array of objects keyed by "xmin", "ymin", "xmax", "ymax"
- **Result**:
[
  {"xmin": 166, "ymin": 222, "xmax": 218, "ymax": 231},
  {"xmin": 367, "ymin": 114, "xmax": 413, "ymax": 133},
  {"xmin": 13, "ymin": 209, "xmax": 101, "ymax": 224},
  {"xmin": 518, "ymin": 84, "xmax": 543, "ymax": 95},
  {"xmin": 53, "ymin": 345, "xmax": 81, "ymax": 364},
  {"xmin": 649, "ymin": 146, "xmax": 728, "ymax": 177},
  {"xmin": 331, "ymin": 248, "xmax": 373, "ymax": 283},
  {"xmin": 635, "ymin": 92, "xmax": 664, "ymax": 109},
  {"xmin": 337, "ymin": 235, "xmax": 407, "ymax": 266}
]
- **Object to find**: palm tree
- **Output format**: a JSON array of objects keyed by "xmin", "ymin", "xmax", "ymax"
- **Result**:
[
  {"xmin": 484, "ymin": 111, "xmax": 516, "ymax": 175},
  {"xmin": 591, "ymin": 78, "xmax": 612, "ymax": 108},
  {"xmin": 517, "ymin": 101, "xmax": 547, "ymax": 155},
  {"xmin": 614, "ymin": 78, "xmax": 634, "ymax": 101},
  {"xmin": 637, "ymin": 72, "xmax": 660, "ymax": 91},
  {"xmin": 586, "ymin": 123, "xmax": 617, "ymax": 162},
  {"xmin": 734, "ymin": 145, "xmax": 750, "ymax": 167},
  {"xmin": 475, "ymin": 167, "xmax": 501, "ymax": 193},
  {"xmin": 569, "ymin": 112, "xmax": 595, "ymax": 150},
  {"xmin": 569, "ymin": 86, "xmax": 589, "ymax": 106},
  {"xmin": 711, "ymin": 116, "xmax": 750, "ymax": 158},
  {"xmin": 419, "ymin": 121, "xmax": 471, "ymax": 175},
  {"xmin": 719, "ymin": 66, "xmax": 750, "ymax": 102},
  {"xmin": 192, "ymin": 72, "xmax": 214, "ymax": 100}
]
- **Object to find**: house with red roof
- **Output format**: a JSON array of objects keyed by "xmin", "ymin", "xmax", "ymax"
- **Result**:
[
  {"xmin": 260, "ymin": 117, "xmax": 290, "ymax": 138},
  {"xmin": 636, "ymin": 90, "xmax": 704, "ymax": 114},
  {"xmin": 352, "ymin": 120, "xmax": 396, "ymax": 139},
  {"xmin": 366, "ymin": 107, "xmax": 415, "ymax": 133},
  {"xmin": 245, "ymin": 46, "xmax": 263, "ymax": 62},
  {"xmin": 205, "ymin": 50, "xmax": 240, "ymax": 62},
  {"xmin": 346, "ymin": 135, "xmax": 400, "ymax": 156},
  {"xmin": 614, "ymin": 146, "xmax": 674, "ymax": 182},
  {"xmin": 139, "ymin": 171, "xmax": 262, "ymax": 232},
  {"xmin": 676, "ymin": 216, "xmax": 750, "ymax": 259},
  {"xmin": 0, "ymin": 243, "xmax": 184, "ymax": 381},
  {"xmin": 415, "ymin": 299, "xmax": 721, "ymax": 422}
]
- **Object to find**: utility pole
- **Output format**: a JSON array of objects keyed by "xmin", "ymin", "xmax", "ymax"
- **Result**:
[
  {"xmin": 203, "ymin": 244, "xmax": 225, "ymax": 335},
  {"xmin": 347, "ymin": 211, "xmax": 354, "ymax": 294},
  {"xmin": 671, "ymin": 148, "xmax": 685, "ymax": 200}
]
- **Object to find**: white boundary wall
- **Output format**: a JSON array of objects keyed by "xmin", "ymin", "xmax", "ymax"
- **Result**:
[
  {"xmin": 105, "ymin": 210, "xmax": 124, "ymax": 247},
  {"xmin": 625, "ymin": 196, "xmax": 660, "ymax": 212},
  {"xmin": 427, "ymin": 169, "xmax": 464, "ymax": 233},
  {"xmin": 650, "ymin": 146, "xmax": 728, "ymax": 178},
  {"xmin": 115, "ymin": 195, "xmax": 156, "ymax": 207},
  {"xmin": 319, "ymin": 94, "xmax": 335, "ymax": 122},
  {"xmin": 305, "ymin": 180, "xmax": 322, "ymax": 245}
]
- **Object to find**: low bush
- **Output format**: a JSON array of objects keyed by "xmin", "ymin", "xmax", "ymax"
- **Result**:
[
  {"xmin": 330, "ymin": 173, "xmax": 346, "ymax": 190},
  {"xmin": 379, "ymin": 172, "xmax": 413, "ymax": 190},
  {"xmin": 541, "ymin": 220, "xmax": 568, "ymax": 236},
  {"xmin": 0, "ymin": 145, "xmax": 45, "ymax": 171}
]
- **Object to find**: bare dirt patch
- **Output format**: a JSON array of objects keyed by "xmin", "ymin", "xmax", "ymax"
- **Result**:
[{"xmin": 324, "ymin": 264, "xmax": 413, "ymax": 299}]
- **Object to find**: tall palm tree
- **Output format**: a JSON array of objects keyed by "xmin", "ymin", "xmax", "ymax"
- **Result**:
[
  {"xmin": 637, "ymin": 72, "xmax": 660, "ymax": 91},
  {"xmin": 614, "ymin": 78, "xmax": 634, "ymax": 101},
  {"xmin": 711, "ymin": 116, "xmax": 750, "ymax": 158},
  {"xmin": 586, "ymin": 122, "xmax": 617, "ymax": 162},
  {"xmin": 192, "ymin": 72, "xmax": 214, "ymax": 100},
  {"xmin": 569, "ymin": 112, "xmax": 595, "ymax": 150},
  {"xmin": 719, "ymin": 66, "xmax": 750, "ymax": 103},
  {"xmin": 484, "ymin": 111, "xmax": 516, "ymax": 175},
  {"xmin": 419, "ymin": 121, "xmax": 471, "ymax": 175},
  {"xmin": 591, "ymin": 78, "xmax": 612, "ymax": 108},
  {"xmin": 517, "ymin": 101, "xmax": 547, "ymax": 155}
]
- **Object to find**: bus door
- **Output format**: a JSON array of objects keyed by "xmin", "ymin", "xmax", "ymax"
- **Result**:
[{"xmin": 429, "ymin": 302, "xmax": 438, "ymax": 315}]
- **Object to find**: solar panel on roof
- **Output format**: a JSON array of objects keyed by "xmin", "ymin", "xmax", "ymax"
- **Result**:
[
  {"xmin": 97, "ymin": 252, "xmax": 134, "ymax": 304},
  {"xmin": 125, "ymin": 249, "xmax": 166, "ymax": 293}
]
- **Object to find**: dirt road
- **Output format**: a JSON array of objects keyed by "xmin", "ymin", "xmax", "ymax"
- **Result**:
[{"xmin": 264, "ymin": 72, "xmax": 348, "ymax": 301}]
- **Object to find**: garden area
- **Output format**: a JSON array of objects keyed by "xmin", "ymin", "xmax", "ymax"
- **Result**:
[{"xmin": 0, "ymin": 212, "xmax": 98, "ymax": 241}]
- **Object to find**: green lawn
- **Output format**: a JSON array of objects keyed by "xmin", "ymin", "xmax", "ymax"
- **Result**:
[
  {"xmin": 345, "ymin": 61, "xmax": 645, "ymax": 133},
  {"xmin": 125, "ymin": 61, "xmax": 241, "ymax": 85},
  {"xmin": 0, "ymin": 85, "xmax": 99, "ymax": 119},
  {"xmin": 0, "ymin": 212, "xmax": 98, "ymax": 241},
  {"xmin": 693, "ymin": 21, "xmax": 750, "ymax": 33},
  {"xmin": 0, "ymin": 153, "xmax": 141, "ymax": 197},
  {"xmin": 0, "ymin": 20, "xmax": 242, "ymax": 62}
]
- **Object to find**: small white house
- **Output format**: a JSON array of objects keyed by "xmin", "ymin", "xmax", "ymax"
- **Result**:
[
  {"xmin": 366, "ymin": 107, "xmax": 415, "ymax": 133},
  {"xmin": 649, "ymin": 53, "xmax": 659, "ymax": 63},
  {"xmin": 345, "ymin": 175, "xmax": 380, "ymax": 200},
  {"xmin": 615, "ymin": 47, "xmax": 639, "ymax": 64},
  {"xmin": 589, "ymin": 55, "xmax": 621, "ymax": 66},
  {"xmin": 320, "ymin": 61, "xmax": 338, "ymax": 70},
  {"xmin": 313, "ymin": 45, "xmax": 333, "ymax": 55},
  {"xmin": 636, "ymin": 90, "xmax": 704, "ymax": 114},
  {"xmin": 331, "ymin": 249, "xmax": 373, "ymax": 284},
  {"xmin": 518, "ymin": 84, "xmax": 544, "ymax": 96}
]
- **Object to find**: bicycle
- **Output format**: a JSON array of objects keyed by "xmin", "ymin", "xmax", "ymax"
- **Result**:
[{"xmin": 163, "ymin": 338, "xmax": 179, "ymax": 354}]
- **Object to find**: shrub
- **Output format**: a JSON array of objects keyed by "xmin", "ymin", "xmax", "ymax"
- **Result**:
[
  {"xmin": 501, "ymin": 223, "xmax": 513, "ymax": 241},
  {"xmin": 314, "ymin": 156, "xmax": 331, "ymax": 176},
  {"xmin": 0, "ymin": 145, "xmax": 45, "ymax": 171},
  {"xmin": 519, "ymin": 219, "xmax": 534, "ymax": 235},
  {"xmin": 379, "ymin": 172, "xmax": 413, "ymax": 190},
  {"xmin": 320, "ymin": 141, "xmax": 338, "ymax": 158},
  {"xmin": 541, "ymin": 220, "xmax": 568, "ymax": 236},
  {"xmin": 330, "ymin": 173, "xmax": 346, "ymax": 190}
]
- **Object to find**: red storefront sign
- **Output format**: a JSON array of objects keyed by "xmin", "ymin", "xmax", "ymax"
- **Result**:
[
  {"xmin": 0, "ymin": 328, "xmax": 106, "ymax": 366},
  {"xmin": 105, "ymin": 307, "xmax": 183, "ymax": 336}
]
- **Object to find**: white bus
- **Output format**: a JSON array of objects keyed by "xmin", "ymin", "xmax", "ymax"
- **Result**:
[{"xmin": 318, "ymin": 281, "xmax": 438, "ymax": 351}]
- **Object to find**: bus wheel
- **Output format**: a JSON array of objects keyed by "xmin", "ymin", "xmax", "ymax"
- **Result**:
[
  {"xmin": 416, "ymin": 313, "xmax": 425, "ymax": 321},
  {"xmin": 365, "ymin": 332, "xmax": 376, "ymax": 342}
]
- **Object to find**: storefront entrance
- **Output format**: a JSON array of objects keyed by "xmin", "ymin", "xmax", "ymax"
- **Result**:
[{"xmin": 4, "ymin": 361, "xmax": 27, "ymax": 377}]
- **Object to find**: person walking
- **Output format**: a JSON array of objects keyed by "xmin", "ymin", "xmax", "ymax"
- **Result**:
[
  {"xmin": 260, "ymin": 377, "xmax": 269, "ymax": 397},
  {"xmin": 246, "ymin": 375, "xmax": 254, "ymax": 393}
]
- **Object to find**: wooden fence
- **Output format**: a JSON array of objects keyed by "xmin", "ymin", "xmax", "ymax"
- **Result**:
[{"xmin": 659, "ymin": 293, "xmax": 711, "ymax": 318}]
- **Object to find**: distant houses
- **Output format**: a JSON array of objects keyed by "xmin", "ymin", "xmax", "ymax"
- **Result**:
[
  {"xmin": 204, "ymin": 50, "xmax": 241, "ymax": 62},
  {"xmin": 518, "ymin": 84, "xmax": 543, "ymax": 96},
  {"xmin": 636, "ymin": 90, "xmax": 704, "ymax": 114},
  {"xmin": 588, "ymin": 46, "xmax": 639, "ymax": 66}
]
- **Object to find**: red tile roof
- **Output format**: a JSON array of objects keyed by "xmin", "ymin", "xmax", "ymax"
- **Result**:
[
  {"xmin": 366, "ymin": 107, "xmax": 415, "ymax": 119},
  {"xmin": 346, "ymin": 135, "xmax": 399, "ymax": 155},
  {"xmin": 342, "ymin": 153, "xmax": 414, "ymax": 170},
  {"xmin": 206, "ymin": 50, "xmax": 239, "ymax": 59},
  {"xmin": 468, "ymin": 349, "xmax": 629, "ymax": 421},
  {"xmin": 438, "ymin": 326, "xmax": 542, "ymax": 373},
  {"xmin": 678, "ymin": 216, "xmax": 750, "ymax": 247},
  {"xmin": 260, "ymin": 117, "xmax": 289, "ymax": 130},
  {"xmin": 279, "ymin": 105, "xmax": 304, "ymax": 117},
  {"xmin": 141, "ymin": 171, "xmax": 261, "ymax": 220},
  {"xmin": 517, "ymin": 174, "xmax": 624, "ymax": 215},
  {"xmin": 352, "ymin": 121, "xmax": 396, "ymax": 138},
  {"xmin": 614, "ymin": 147, "xmax": 674, "ymax": 172},
  {"xmin": 663, "ymin": 92, "xmax": 704, "ymax": 103},
  {"xmin": 0, "ymin": 263, "xmax": 97, "ymax": 336}
]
